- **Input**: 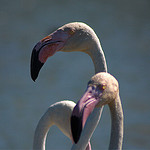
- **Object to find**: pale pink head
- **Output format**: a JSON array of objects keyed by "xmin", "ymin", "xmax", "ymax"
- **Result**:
[
  {"xmin": 71, "ymin": 72, "xmax": 119, "ymax": 143},
  {"xmin": 30, "ymin": 22, "xmax": 96, "ymax": 81}
]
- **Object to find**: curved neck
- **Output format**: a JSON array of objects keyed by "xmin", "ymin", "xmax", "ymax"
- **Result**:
[
  {"xmin": 86, "ymin": 36, "xmax": 107, "ymax": 73},
  {"xmin": 108, "ymin": 94, "xmax": 124, "ymax": 150},
  {"xmin": 33, "ymin": 109, "xmax": 53, "ymax": 150}
]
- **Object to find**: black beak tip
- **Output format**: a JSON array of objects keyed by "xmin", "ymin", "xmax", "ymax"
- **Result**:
[
  {"xmin": 30, "ymin": 48, "xmax": 44, "ymax": 82},
  {"xmin": 71, "ymin": 115, "xmax": 82, "ymax": 144},
  {"xmin": 31, "ymin": 72, "xmax": 37, "ymax": 82}
]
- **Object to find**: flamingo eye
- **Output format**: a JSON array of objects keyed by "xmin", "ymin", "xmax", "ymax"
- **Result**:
[
  {"xmin": 68, "ymin": 29, "xmax": 75, "ymax": 35},
  {"xmin": 98, "ymin": 84, "xmax": 106, "ymax": 91}
]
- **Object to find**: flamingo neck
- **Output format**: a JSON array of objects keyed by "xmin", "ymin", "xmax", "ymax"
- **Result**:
[
  {"xmin": 108, "ymin": 94, "xmax": 124, "ymax": 150},
  {"xmin": 33, "ymin": 101, "xmax": 78, "ymax": 150},
  {"xmin": 86, "ymin": 36, "xmax": 107, "ymax": 73},
  {"xmin": 33, "ymin": 109, "xmax": 53, "ymax": 150}
]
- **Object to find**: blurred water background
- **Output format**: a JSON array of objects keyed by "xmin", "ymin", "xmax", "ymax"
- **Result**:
[{"xmin": 0, "ymin": 0, "xmax": 150, "ymax": 149}]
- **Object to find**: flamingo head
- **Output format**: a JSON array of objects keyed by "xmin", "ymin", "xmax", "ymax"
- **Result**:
[
  {"xmin": 71, "ymin": 72, "xmax": 119, "ymax": 143},
  {"xmin": 30, "ymin": 22, "xmax": 95, "ymax": 81}
]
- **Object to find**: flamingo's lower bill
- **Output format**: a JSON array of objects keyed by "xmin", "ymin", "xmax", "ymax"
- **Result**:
[{"xmin": 71, "ymin": 86, "xmax": 102, "ymax": 143}]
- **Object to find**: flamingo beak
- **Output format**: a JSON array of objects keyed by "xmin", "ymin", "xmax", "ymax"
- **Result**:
[
  {"xmin": 30, "ymin": 28, "xmax": 71, "ymax": 81},
  {"xmin": 30, "ymin": 26, "xmax": 75, "ymax": 81},
  {"xmin": 30, "ymin": 43, "xmax": 44, "ymax": 82},
  {"xmin": 30, "ymin": 38, "xmax": 62, "ymax": 81},
  {"xmin": 71, "ymin": 86, "xmax": 102, "ymax": 143}
]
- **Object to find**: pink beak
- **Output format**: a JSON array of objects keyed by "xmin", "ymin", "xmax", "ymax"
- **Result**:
[
  {"xmin": 71, "ymin": 85, "xmax": 102, "ymax": 143},
  {"xmin": 30, "ymin": 29, "xmax": 70, "ymax": 81},
  {"xmin": 30, "ymin": 39, "xmax": 62, "ymax": 81}
]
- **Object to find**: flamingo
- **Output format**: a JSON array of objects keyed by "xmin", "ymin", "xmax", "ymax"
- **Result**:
[
  {"xmin": 33, "ymin": 73, "xmax": 123, "ymax": 150},
  {"xmin": 33, "ymin": 100, "xmax": 75, "ymax": 150},
  {"xmin": 33, "ymin": 100, "xmax": 101, "ymax": 150},
  {"xmin": 71, "ymin": 72, "xmax": 123, "ymax": 150},
  {"xmin": 30, "ymin": 22, "xmax": 107, "ymax": 81},
  {"xmin": 30, "ymin": 22, "xmax": 107, "ymax": 149}
]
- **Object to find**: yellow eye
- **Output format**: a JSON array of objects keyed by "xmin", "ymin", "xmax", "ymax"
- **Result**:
[
  {"xmin": 98, "ymin": 84, "xmax": 106, "ymax": 91},
  {"xmin": 102, "ymin": 85, "xmax": 106, "ymax": 90}
]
